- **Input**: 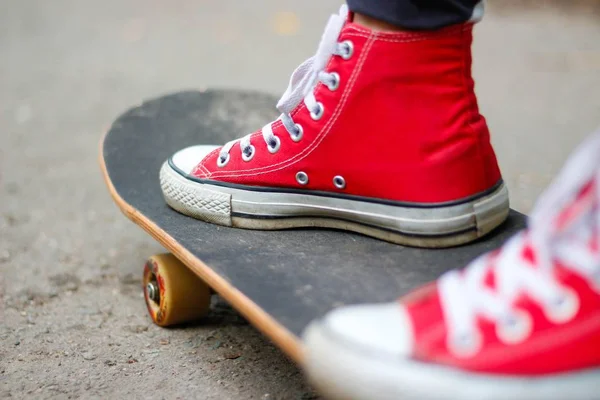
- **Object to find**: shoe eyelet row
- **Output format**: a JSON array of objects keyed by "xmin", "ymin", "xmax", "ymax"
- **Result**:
[
  {"xmin": 447, "ymin": 290, "xmax": 580, "ymax": 358},
  {"xmin": 217, "ymin": 41, "xmax": 355, "ymax": 168},
  {"xmin": 306, "ymin": 41, "xmax": 354, "ymax": 124}
]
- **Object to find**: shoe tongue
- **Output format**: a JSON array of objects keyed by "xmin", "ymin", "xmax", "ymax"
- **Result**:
[
  {"xmin": 547, "ymin": 181, "xmax": 598, "ymax": 265},
  {"xmin": 554, "ymin": 180, "xmax": 596, "ymax": 232},
  {"xmin": 481, "ymin": 176, "xmax": 598, "ymax": 300},
  {"xmin": 481, "ymin": 238, "xmax": 538, "ymax": 293},
  {"xmin": 529, "ymin": 130, "xmax": 600, "ymax": 233}
]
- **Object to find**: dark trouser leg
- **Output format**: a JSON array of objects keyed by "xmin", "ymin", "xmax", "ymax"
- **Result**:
[{"xmin": 346, "ymin": 0, "xmax": 484, "ymax": 30}]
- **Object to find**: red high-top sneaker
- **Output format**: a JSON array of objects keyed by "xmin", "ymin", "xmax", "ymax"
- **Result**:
[
  {"xmin": 303, "ymin": 130, "xmax": 600, "ymax": 400},
  {"xmin": 160, "ymin": 5, "xmax": 508, "ymax": 247}
]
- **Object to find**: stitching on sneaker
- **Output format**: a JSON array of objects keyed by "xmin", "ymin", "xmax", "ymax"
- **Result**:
[
  {"xmin": 204, "ymin": 33, "xmax": 376, "ymax": 180},
  {"xmin": 192, "ymin": 26, "xmax": 472, "ymax": 180},
  {"xmin": 345, "ymin": 23, "xmax": 469, "ymax": 41}
]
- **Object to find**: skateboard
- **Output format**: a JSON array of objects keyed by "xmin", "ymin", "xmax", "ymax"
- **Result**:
[{"xmin": 99, "ymin": 89, "xmax": 527, "ymax": 365}]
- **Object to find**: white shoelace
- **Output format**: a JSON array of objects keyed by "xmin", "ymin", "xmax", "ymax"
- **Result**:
[
  {"xmin": 217, "ymin": 5, "xmax": 352, "ymax": 166},
  {"xmin": 439, "ymin": 130, "xmax": 600, "ymax": 356}
]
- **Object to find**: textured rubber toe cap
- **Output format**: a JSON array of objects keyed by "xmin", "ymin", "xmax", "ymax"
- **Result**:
[
  {"xmin": 317, "ymin": 303, "xmax": 414, "ymax": 357},
  {"xmin": 170, "ymin": 145, "xmax": 219, "ymax": 174}
]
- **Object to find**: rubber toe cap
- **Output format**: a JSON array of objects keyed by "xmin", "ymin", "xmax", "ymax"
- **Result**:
[
  {"xmin": 170, "ymin": 145, "xmax": 219, "ymax": 174},
  {"xmin": 312, "ymin": 303, "xmax": 414, "ymax": 358}
]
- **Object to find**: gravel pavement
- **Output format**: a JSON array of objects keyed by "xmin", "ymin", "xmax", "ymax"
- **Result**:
[{"xmin": 2, "ymin": 1, "xmax": 600, "ymax": 398}]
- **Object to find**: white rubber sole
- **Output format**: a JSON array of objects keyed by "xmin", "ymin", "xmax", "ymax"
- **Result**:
[
  {"xmin": 303, "ymin": 321, "xmax": 600, "ymax": 400},
  {"xmin": 160, "ymin": 161, "xmax": 510, "ymax": 248}
]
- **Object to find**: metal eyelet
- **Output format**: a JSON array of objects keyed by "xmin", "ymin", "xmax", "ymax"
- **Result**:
[
  {"xmin": 340, "ymin": 40, "xmax": 354, "ymax": 60},
  {"xmin": 310, "ymin": 102, "xmax": 324, "ymax": 121},
  {"xmin": 496, "ymin": 310, "xmax": 532, "ymax": 345},
  {"xmin": 291, "ymin": 124, "xmax": 303, "ymax": 142},
  {"xmin": 241, "ymin": 145, "xmax": 256, "ymax": 162},
  {"xmin": 267, "ymin": 136, "xmax": 281, "ymax": 154},
  {"xmin": 217, "ymin": 153, "xmax": 230, "ymax": 167},
  {"xmin": 327, "ymin": 72, "xmax": 340, "ymax": 91},
  {"xmin": 296, "ymin": 171, "xmax": 309, "ymax": 185},
  {"xmin": 447, "ymin": 330, "xmax": 481, "ymax": 359},
  {"xmin": 333, "ymin": 175, "xmax": 346, "ymax": 189},
  {"xmin": 543, "ymin": 287, "xmax": 579, "ymax": 324}
]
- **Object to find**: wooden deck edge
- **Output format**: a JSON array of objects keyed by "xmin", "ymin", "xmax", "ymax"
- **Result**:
[{"xmin": 98, "ymin": 133, "xmax": 305, "ymax": 365}]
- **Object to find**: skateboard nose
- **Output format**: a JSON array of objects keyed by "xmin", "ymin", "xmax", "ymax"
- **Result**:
[
  {"xmin": 170, "ymin": 145, "xmax": 220, "ymax": 174},
  {"xmin": 305, "ymin": 303, "xmax": 414, "ymax": 357}
]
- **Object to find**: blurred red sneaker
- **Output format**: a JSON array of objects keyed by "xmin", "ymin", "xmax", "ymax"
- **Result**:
[
  {"xmin": 160, "ymin": 5, "xmax": 508, "ymax": 247},
  {"xmin": 303, "ymin": 130, "xmax": 600, "ymax": 400}
]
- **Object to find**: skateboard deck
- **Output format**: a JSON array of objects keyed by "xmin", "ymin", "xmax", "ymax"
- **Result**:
[{"xmin": 99, "ymin": 89, "xmax": 527, "ymax": 365}]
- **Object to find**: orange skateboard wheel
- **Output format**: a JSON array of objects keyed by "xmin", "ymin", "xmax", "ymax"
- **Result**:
[{"xmin": 143, "ymin": 253, "xmax": 211, "ymax": 326}]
